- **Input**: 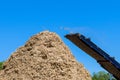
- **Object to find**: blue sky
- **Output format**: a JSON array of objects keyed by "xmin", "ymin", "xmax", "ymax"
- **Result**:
[{"xmin": 0, "ymin": 0, "xmax": 120, "ymax": 74}]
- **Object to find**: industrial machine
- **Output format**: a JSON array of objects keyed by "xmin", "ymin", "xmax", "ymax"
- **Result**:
[{"xmin": 65, "ymin": 33, "xmax": 120, "ymax": 80}]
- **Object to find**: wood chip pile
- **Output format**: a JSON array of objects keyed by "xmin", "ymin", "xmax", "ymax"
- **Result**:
[{"xmin": 0, "ymin": 31, "xmax": 91, "ymax": 80}]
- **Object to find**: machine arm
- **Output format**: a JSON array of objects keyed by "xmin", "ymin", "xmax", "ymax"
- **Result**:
[{"xmin": 65, "ymin": 33, "xmax": 120, "ymax": 80}]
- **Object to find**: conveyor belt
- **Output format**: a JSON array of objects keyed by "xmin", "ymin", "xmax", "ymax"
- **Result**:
[{"xmin": 65, "ymin": 33, "xmax": 120, "ymax": 80}]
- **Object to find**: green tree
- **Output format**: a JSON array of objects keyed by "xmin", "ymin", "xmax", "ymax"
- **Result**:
[
  {"xmin": 92, "ymin": 71, "xmax": 116, "ymax": 80},
  {"xmin": 0, "ymin": 62, "xmax": 3, "ymax": 70}
]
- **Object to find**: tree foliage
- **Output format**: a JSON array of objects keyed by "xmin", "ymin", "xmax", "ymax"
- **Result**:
[
  {"xmin": 92, "ymin": 71, "xmax": 116, "ymax": 80},
  {"xmin": 0, "ymin": 62, "xmax": 3, "ymax": 70}
]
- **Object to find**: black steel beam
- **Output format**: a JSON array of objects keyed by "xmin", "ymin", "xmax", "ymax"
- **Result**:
[{"xmin": 65, "ymin": 33, "xmax": 120, "ymax": 80}]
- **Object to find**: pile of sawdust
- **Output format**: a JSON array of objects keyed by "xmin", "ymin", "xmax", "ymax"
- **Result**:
[{"xmin": 0, "ymin": 31, "xmax": 91, "ymax": 80}]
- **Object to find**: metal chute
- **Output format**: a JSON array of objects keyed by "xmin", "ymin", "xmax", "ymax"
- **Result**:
[{"xmin": 65, "ymin": 33, "xmax": 120, "ymax": 80}]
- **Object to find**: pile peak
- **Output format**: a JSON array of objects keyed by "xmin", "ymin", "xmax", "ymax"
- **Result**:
[{"xmin": 0, "ymin": 31, "xmax": 91, "ymax": 80}]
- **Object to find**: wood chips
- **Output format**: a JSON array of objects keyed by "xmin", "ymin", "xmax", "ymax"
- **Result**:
[{"xmin": 0, "ymin": 31, "xmax": 91, "ymax": 80}]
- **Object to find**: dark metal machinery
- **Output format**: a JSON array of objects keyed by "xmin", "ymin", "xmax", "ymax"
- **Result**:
[{"xmin": 65, "ymin": 33, "xmax": 120, "ymax": 80}]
